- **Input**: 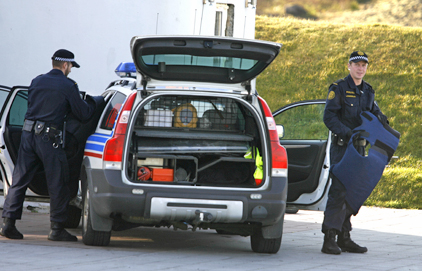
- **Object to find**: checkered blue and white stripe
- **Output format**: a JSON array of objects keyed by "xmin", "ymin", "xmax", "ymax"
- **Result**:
[
  {"xmin": 53, "ymin": 57, "xmax": 75, "ymax": 62},
  {"xmin": 349, "ymin": 56, "xmax": 368, "ymax": 62}
]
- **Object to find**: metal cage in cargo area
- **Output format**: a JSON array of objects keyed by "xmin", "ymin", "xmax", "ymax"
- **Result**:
[{"xmin": 127, "ymin": 95, "xmax": 262, "ymax": 186}]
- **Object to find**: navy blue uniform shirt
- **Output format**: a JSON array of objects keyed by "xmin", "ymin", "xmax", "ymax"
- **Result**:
[
  {"xmin": 323, "ymin": 74, "xmax": 382, "ymax": 139},
  {"xmin": 25, "ymin": 69, "xmax": 95, "ymax": 127}
]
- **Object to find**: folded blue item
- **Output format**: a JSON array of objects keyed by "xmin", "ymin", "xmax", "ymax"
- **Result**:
[{"xmin": 331, "ymin": 111, "xmax": 400, "ymax": 213}]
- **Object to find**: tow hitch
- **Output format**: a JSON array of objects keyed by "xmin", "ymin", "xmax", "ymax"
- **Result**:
[{"xmin": 192, "ymin": 210, "xmax": 213, "ymax": 231}]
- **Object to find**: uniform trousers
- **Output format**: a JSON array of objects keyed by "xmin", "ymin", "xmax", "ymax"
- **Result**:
[
  {"xmin": 322, "ymin": 174, "xmax": 354, "ymax": 233},
  {"xmin": 322, "ymin": 142, "xmax": 365, "ymax": 234},
  {"xmin": 2, "ymin": 130, "xmax": 70, "ymax": 223}
]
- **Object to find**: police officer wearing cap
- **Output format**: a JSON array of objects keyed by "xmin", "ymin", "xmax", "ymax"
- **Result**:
[
  {"xmin": 321, "ymin": 51, "xmax": 388, "ymax": 254},
  {"xmin": 0, "ymin": 49, "xmax": 104, "ymax": 241}
]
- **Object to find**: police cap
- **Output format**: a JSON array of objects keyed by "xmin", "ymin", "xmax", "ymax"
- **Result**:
[
  {"xmin": 349, "ymin": 51, "xmax": 369, "ymax": 64},
  {"xmin": 51, "ymin": 49, "xmax": 80, "ymax": 68}
]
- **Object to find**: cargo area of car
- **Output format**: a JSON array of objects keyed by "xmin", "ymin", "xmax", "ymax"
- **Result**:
[{"xmin": 126, "ymin": 94, "xmax": 264, "ymax": 187}]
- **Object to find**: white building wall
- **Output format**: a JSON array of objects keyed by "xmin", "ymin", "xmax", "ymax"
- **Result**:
[{"xmin": 0, "ymin": 0, "xmax": 256, "ymax": 94}]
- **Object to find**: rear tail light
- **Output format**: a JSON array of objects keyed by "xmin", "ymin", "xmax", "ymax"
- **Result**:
[
  {"xmin": 103, "ymin": 91, "xmax": 137, "ymax": 169},
  {"xmin": 258, "ymin": 96, "xmax": 288, "ymax": 178}
]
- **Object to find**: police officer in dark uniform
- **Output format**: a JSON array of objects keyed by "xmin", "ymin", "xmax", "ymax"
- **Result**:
[
  {"xmin": 0, "ymin": 49, "xmax": 104, "ymax": 241},
  {"xmin": 321, "ymin": 51, "xmax": 388, "ymax": 254}
]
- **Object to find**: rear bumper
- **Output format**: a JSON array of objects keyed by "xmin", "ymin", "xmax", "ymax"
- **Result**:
[{"xmin": 87, "ymin": 168, "xmax": 287, "ymax": 227}]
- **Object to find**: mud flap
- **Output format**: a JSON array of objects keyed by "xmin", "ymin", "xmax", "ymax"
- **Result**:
[
  {"xmin": 90, "ymin": 201, "xmax": 113, "ymax": 232},
  {"xmin": 331, "ymin": 111, "xmax": 400, "ymax": 213},
  {"xmin": 262, "ymin": 215, "xmax": 284, "ymax": 239},
  {"xmin": 85, "ymin": 165, "xmax": 113, "ymax": 232}
]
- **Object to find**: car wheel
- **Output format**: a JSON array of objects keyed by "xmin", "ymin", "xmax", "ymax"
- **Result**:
[
  {"xmin": 63, "ymin": 205, "xmax": 82, "ymax": 228},
  {"xmin": 250, "ymin": 228, "xmax": 281, "ymax": 254},
  {"xmin": 82, "ymin": 180, "xmax": 111, "ymax": 246},
  {"xmin": 285, "ymin": 206, "xmax": 299, "ymax": 214}
]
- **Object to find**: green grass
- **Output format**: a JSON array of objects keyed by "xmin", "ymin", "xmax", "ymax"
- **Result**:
[
  {"xmin": 256, "ymin": 0, "xmax": 363, "ymax": 17},
  {"xmin": 255, "ymin": 16, "xmax": 422, "ymax": 209},
  {"xmin": 366, "ymin": 165, "xmax": 422, "ymax": 208}
]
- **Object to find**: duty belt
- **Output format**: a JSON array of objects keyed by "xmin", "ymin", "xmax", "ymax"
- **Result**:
[{"xmin": 22, "ymin": 119, "xmax": 64, "ymax": 148}]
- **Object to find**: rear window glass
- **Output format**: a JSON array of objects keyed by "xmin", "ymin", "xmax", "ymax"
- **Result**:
[
  {"xmin": 141, "ymin": 54, "xmax": 258, "ymax": 70},
  {"xmin": 99, "ymin": 92, "xmax": 126, "ymax": 130}
]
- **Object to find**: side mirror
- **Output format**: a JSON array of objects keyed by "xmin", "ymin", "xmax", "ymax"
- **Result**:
[{"xmin": 276, "ymin": 125, "xmax": 284, "ymax": 139}]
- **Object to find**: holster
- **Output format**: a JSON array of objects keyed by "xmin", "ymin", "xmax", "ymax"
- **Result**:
[
  {"xmin": 46, "ymin": 125, "xmax": 61, "ymax": 139},
  {"xmin": 37, "ymin": 123, "xmax": 63, "ymax": 148},
  {"xmin": 46, "ymin": 125, "xmax": 63, "ymax": 148}
]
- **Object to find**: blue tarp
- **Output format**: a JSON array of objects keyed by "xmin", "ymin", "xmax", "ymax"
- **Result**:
[{"xmin": 331, "ymin": 111, "xmax": 400, "ymax": 213}]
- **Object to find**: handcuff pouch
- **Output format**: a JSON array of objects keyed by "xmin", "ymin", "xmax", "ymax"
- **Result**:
[{"xmin": 34, "ymin": 121, "xmax": 45, "ymax": 135}]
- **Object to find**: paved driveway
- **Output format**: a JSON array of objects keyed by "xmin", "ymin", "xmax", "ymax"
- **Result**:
[{"xmin": 0, "ymin": 203, "xmax": 421, "ymax": 271}]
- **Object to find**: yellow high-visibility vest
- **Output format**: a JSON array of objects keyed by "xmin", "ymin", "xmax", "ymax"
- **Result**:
[{"xmin": 244, "ymin": 147, "xmax": 263, "ymax": 183}]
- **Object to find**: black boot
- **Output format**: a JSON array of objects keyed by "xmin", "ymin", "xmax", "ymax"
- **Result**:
[
  {"xmin": 0, "ymin": 218, "xmax": 24, "ymax": 239},
  {"xmin": 48, "ymin": 222, "xmax": 77, "ymax": 242},
  {"xmin": 337, "ymin": 231, "xmax": 367, "ymax": 253},
  {"xmin": 321, "ymin": 229, "xmax": 341, "ymax": 255}
]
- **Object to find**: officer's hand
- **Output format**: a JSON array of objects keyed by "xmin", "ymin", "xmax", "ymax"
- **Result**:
[
  {"xmin": 377, "ymin": 113, "xmax": 388, "ymax": 126},
  {"xmin": 352, "ymin": 129, "xmax": 369, "ymax": 140}
]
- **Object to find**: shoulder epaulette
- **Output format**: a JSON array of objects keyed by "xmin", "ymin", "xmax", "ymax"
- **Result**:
[
  {"xmin": 364, "ymin": 81, "xmax": 374, "ymax": 93},
  {"xmin": 330, "ymin": 78, "xmax": 344, "ymax": 88},
  {"xmin": 67, "ymin": 77, "xmax": 78, "ymax": 85},
  {"xmin": 362, "ymin": 81, "xmax": 374, "ymax": 92}
]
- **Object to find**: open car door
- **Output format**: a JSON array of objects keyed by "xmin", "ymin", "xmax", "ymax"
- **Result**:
[
  {"xmin": 0, "ymin": 86, "xmax": 43, "ymax": 198},
  {"xmin": 0, "ymin": 85, "xmax": 12, "ymax": 193},
  {"xmin": 272, "ymin": 100, "xmax": 331, "ymax": 211},
  {"xmin": 0, "ymin": 86, "xmax": 105, "ymax": 226}
]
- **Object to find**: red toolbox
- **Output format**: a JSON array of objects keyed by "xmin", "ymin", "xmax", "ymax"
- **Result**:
[{"xmin": 152, "ymin": 168, "xmax": 174, "ymax": 182}]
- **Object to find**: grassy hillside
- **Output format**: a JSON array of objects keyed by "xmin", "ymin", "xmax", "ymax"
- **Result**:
[
  {"xmin": 255, "ymin": 16, "xmax": 422, "ymax": 209},
  {"xmin": 257, "ymin": 0, "xmax": 362, "ymax": 17},
  {"xmin": 320, "ymin": 0, "xmax": 422, "ymax": 27},
  {"xmin": 257, "ymin": 0, "xmax": 422, "ymax": 27}
]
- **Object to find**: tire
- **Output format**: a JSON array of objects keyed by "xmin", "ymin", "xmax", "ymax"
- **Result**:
[
  {"xmin": 250, "ymin": 228, "xmax": 281, "ymax": 254},
  {"xmin": 63, "ymin": 205, "xmax": 82, "ymax": 228},
  {"xmin": 81, "ymin": 180, "xmax": 111, "ymax": 246},
  {"xmin": 285, "ymin": 206, "xmax": 299, "ymax": 214}
]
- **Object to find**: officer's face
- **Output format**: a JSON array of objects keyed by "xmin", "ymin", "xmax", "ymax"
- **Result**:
[
  {"xmin": 64, "ymin": 62, "xmax": 72, "ymax": 76},
  {"xmin": 348, "ymin": 61, "xmax": 368, "ymax": 81}
]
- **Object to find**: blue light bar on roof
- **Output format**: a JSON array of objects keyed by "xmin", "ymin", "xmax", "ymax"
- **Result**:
[{"xmin": 115, "ymin": 62, "xmax": 136, "ymax": 78}]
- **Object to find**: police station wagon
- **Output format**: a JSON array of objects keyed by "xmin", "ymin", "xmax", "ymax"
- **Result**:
[{"xmin": 0, "ymin": 36, "xmax": 332, "ymax": 253}]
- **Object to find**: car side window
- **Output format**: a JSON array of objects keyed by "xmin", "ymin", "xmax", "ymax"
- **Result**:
[
  {"xmin": 274, "ymin": 103, "xmax": 328, "ymax": 140},
  {"xmin": 8, "ymin": 90, "xmax": 28, "ymax": 126},
  {"xmin": 0, "ymin": 89, "xmax": 9, "ymax": 110},
  {"xmin": 99, "ymin": 92, "xmax": 127, "ymax": 130}
]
